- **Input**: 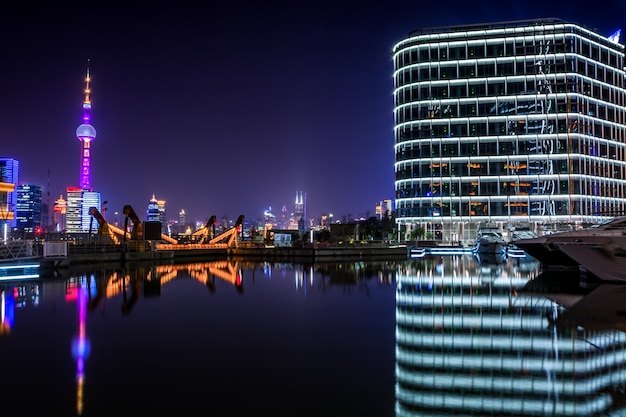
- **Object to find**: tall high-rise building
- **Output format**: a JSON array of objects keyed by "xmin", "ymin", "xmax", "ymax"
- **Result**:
[
  {"xmin": 53, "ymin": 194, "xmax": 67, "ymax": 232},
  {"xmin": 0, "ymin": 182, "xmax": 15, "ymax": 238},
  {"xmin": 294, "ymin": 191, "xmax": 306, "ymax": 230},
  {"xmin": 0, "ymin": 158, "xmax": 19, "ymax": 228},
  {"xmin": 147, "ymin": 195, "xmax": 160, "ymax": 222},
  {"xmin": 376, "ymin": 199, "xmax": 392, "ymax": 220},
  {"xmin": 393, "ymin": 19, "xmax": 626, "ymax": 243},
  {"xmin": 66, "ymin": 63, "xmax": 101, "ymax": 233},
  {"xmin": 65, "ymin": 187, "xmax": 83, "ymax": 233},
  {"xmin": 156, "ymin": 198, "xmax": 166, "ymax": 229},
  {"xmin": 146, "ymin": 195, "xmax": 166, "ymax": 232},
  {"xmin": 15, "ymin": 184, "xmax": 42, "ymax": 233}
]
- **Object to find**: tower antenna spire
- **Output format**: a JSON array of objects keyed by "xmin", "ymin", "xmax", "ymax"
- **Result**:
[{"xmin": 76, "ymin": 59, "xmax": 97, "ymax": 190}]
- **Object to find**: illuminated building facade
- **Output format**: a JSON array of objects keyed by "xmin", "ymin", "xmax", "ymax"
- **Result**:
[
  {"xmin": 393, "ymin": 19, "xmax": 626, "ymax": 243},
  {"xmin": 15, "ymin": 184, "xmax": 42, "ymax": 233},
  {"xmin": 0, "ymin": 158, "xmax": 19, "ymax": 229},
  {"xmin": 66, "ymin": 188, "xmax": 101, "ymax": 233},
  {"xmin": 65, "ymin": 188, "xmax": 83, "ymax": 233},
  {"xmin": 53, "ymin": 194, "xmax": 67, "ymax": 232},
  {"xmin": 147, "ymin": 195, "xmax": 160, "ymax": 222},
  {"xmin": 294, "ymin": 191, "xmax": 306, "ymax": 231},
  {"xmin": 146, "ymin": 195, "xmax": 166, "ymax": 232},
  {"xmin": 376, "ymin": 199, "xmax": 393, "ymax": 220}
]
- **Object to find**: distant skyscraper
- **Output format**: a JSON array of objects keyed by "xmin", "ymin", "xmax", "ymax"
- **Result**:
[
  {"xmin": 65, "ymin": 188, "xmax": 83, "ymax": 233},
  {"xmin": 81, "ymin": 191, "xmax": 101, "ymax": 231},
  {"xmin": 15, "ymin": 184, "xmax": 42, "ymax": 233},
  {"xmin": 0, "ymin": 158, "xmax": 19, "ymax": 228},
  {"xmin": 157, "ymin": 198, "xmax": 166, "ymax": 229},
  {"xmin": 76, "ymin": 62, "xmax": 96, "ymax": 191},
  {"xmin": 294, "ymin": 191, "xmax": 307, "ymax": 230},
  {"xmin": 376, "ymin": 199, "xmax": 392, "ymax": 220},
  {"xmin": 147, "ymin": 195, "xmax": 166, "ymax": 232},
  {"xmin": 147, "ymin": 195, "xmax": 160, "ymax": 222},
  {"xmin": 177, "ymin": 209, "xmax": 186, "ymax": 234},
  {"xmin": 53, "ymin": 194, "xmax": 67, "ymax": 232},
  {"xmin": 280, "ymin": 205, "xmax": 288, "ymax": 229},
  {"xmin": 65, "ymin": 187, "xmax": 100, "ymax": 233}
]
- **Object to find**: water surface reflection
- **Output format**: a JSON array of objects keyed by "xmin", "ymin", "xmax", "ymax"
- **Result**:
[
  {"xmin": 396, "ymin": 255, "xmax": 626, "ymax": 416},
  {"xmin": 2, "ymin": 256, "xmax": 626, "ymax": 416}
]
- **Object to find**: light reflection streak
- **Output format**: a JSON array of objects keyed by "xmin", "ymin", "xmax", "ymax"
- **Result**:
[{"xmin": 71, "ymin": 280, "xmax": 90, "ymax": 416}]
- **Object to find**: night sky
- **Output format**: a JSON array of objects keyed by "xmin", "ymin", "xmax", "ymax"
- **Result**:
[{"xmin": 1, "ymin": 1, "xmax": 624, "ymax": 225}]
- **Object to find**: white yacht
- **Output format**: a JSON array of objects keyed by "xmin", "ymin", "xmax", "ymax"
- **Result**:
[
  {"xmin": 506, "ymin": 227, "xmax": 538, "ymax": 257},
  {"xmin": 514, "ymin": 216, "xmax": 626, "ymax": 280},
  {"xmin": 472, "ymin": 225, "xmax": 506, "ymax": 255}
]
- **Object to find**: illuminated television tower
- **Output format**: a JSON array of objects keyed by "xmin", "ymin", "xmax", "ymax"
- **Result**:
[{"xmin": 75, "ymin": 61, "xmax": 96, "ymax": 191}]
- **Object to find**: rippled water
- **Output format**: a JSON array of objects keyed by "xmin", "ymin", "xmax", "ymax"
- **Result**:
[{"xmin": 2, "ymin": 255, "xmax": 626, "ymax": 416}]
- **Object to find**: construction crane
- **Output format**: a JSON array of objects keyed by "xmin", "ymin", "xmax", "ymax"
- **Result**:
[
  {"xmin": 208, "ymin": 215, "xmax": 244, "ymax": 247},
  {"xmin": 88, "ymin": 206, "xmax": 123, "ymax": 244},
  {"xmin": 122, "ymin": 205, "xmax": 144, "ymax": 241},
  {"xmin": 191, "ymin": 215, "xmax": 217, "ymax": 244},
  {"xmin": 121, "ymin": 204, "xmax": 178, "ymax": 244}
]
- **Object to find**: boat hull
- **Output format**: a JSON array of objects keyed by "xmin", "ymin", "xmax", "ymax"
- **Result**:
[
  {"xmin": 558, "ymin": 243, "xmax": 626, "ymax": 282},
  {"xmin": 473, "ymin": 239, "xmax": 506, "ymax": 255}
]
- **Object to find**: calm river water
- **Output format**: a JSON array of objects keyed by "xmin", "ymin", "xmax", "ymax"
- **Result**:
[{"xmin": 2, "ymin": 254, "xmax": 626, "ymax": 416}]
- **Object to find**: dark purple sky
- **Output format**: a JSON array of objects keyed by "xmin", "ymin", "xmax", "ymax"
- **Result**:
[{"xmin": 1, "ymin": 1, "xmax": 624, "ymax": 224}]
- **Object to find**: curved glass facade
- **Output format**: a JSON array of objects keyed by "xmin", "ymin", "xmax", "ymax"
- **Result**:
[{"xmin": 393, "ymin": 19, "xmax": 626, "ymax": 243}]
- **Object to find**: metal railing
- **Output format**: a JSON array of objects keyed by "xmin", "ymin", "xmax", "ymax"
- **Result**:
[{"xmin": 0, "ymin": 240, "xmax": 41, "ymax": 261}]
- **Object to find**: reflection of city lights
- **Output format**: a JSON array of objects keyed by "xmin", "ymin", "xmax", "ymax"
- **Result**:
[
  {"xmin": 1, "ymin": 289, "xmax": 15, "ymax": 336},
  {"xmin": 295, "ymin": 270, "xmax": 304, "ymax": 289},
  {"xmin": 72, "ymin": 284, "xmax": 90, "ymax": 416}
]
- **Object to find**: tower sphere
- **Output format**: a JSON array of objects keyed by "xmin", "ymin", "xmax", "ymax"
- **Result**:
[{"xmin": 76, "ymin": 123, "xmax": 96, "ymax": 139}]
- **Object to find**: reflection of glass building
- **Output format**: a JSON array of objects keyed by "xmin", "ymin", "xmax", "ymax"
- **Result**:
[
  {"xmin": 395, "ymin": 256, "xmax": 626, "ymax": 416},
  {"xmin": 393, "ymin": 19, "xmax": 626, "ymax": 243}
]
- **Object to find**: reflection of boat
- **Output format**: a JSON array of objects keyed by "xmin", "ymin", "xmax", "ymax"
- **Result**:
[
  {"xmin": 521, "ymin": 272, "xmax": 626, "ymax": 332},
  {"xmin": 553, "ymin": 284, "xmax": 626, "ymax": 332},
  {"xmin": 506, "ymin": 227, "xmax": 537, "ymax": 257},
  {"xmin": 513, "ymin": 216, "xmax": 626, "ymax": 269},
  {"xmin": 473, "ymin": 251, "xmax": 506, "ymax": 264},
  {"xmin": 472, "ymin": 225, "xmax": 506, "ymax": 255},
  {"xmin": 557, "ymin": 243, "xmax": 626, "ymax": 282}
]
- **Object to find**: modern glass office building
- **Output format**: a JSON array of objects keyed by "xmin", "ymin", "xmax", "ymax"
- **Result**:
[
  {"xmin": 393, "ymin": 19, "xmax": 626, "ymax": 243},
  {"xmin": 0, "ymin": 158, "xmax": 19, "ymax": 229},
  {"xmin": 15, "ymin": 184, "xmax": 42, "ymax": 233}
]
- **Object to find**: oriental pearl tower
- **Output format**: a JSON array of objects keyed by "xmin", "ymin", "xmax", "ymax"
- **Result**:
[{"xmin": 76, "ymin": 61, "xmax": 96, "ymax": 191}]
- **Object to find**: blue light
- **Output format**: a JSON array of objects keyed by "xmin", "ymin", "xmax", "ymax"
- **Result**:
[{"xmin": 609, "ymin": 29, "xmax": 621, "ymax": 43}]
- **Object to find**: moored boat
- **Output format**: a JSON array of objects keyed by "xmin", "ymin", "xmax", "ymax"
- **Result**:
[
  {"xmin": 513, "ymin": 216, "xmax": 626, "ymax": 275},
  {"xmin": 472, "ymin": 225, "xmax": 506, "ymax": 255}
]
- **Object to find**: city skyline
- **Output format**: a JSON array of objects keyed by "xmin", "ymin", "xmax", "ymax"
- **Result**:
[{"xmin": 1, "ymin": 2, "xmax": 624, "ymax": 223}]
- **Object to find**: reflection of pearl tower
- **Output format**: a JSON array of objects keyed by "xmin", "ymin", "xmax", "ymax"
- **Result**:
[{"xmin": 75, "ymin": 62, "xmax": 96, "ymax": 191}]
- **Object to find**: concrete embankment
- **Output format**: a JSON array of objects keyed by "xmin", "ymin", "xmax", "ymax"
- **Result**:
[
  {"xmin": 37, "ymin": 245, "xmax": 409, "ymax": 276},
  {"xmin": 228, "ymin": 245, "xmax": 409, "ymax": 261}
]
